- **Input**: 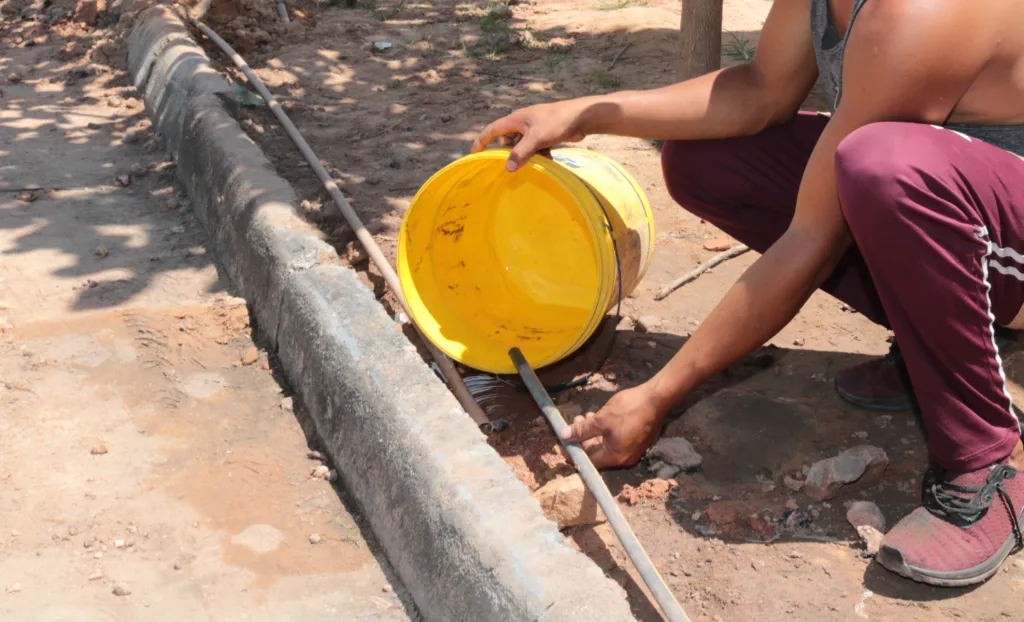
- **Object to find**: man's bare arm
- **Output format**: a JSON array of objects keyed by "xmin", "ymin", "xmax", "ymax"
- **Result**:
[
  {"xmin": 565, "ymin": 1, "xmax": 1000, "ymax": 467},
  {"xmin": 472, "ymin": 0, "xmax": 817, "ymax": 169}
]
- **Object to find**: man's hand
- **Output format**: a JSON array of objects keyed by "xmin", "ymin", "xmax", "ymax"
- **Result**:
[
  {"xmin": 471, "ymin": 100, "xmax": 594, "ymax": 172},
  {"xmin": 560, "ymin": 384, "xmax": 668, "ymax": 469}
]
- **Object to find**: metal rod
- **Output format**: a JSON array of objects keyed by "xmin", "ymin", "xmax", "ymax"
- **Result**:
[
  {"xmin": 192, "ymin": 19, "xmax": 491, "ymax": 429},
  {"xmin": 509, "ymin": 347, "xmax": 690, "ymax": 622}
]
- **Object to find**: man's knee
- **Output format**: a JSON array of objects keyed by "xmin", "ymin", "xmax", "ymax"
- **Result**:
[
  {"xmin": 835, "ymin": 122, "xmax": 946, "ymax": 232},
  {"xmin": 661, "ymin": 139, "xmax": 735, "ymax": 217}
]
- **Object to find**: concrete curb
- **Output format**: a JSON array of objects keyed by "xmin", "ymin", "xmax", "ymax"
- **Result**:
[{"xmin": 126, "ymin": 8, "xmax": 637, "ymax": 621}]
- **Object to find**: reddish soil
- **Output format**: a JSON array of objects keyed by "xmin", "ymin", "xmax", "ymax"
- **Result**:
[{"xmin": 192, "ymin": 0, "xmax": 1024, "ymax": 619}]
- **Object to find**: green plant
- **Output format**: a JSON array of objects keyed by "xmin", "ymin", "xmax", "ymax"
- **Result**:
[
  {"xmin": 582, "ymin": 69, "xmax": 622, "ymax": 94},
  {"xmin": 375, "ymin": 0, "xmax": 405, "ymax": 21},
  {"xmin": 597, "ymin": 0, "xmax": 645, "ymax": 11},
  {"xmin": 724, "ymin": 32, "xmax": 755, "ymax": 62},
  {"xmin": 546, "ymin": 52, "xmax": 572, "ymax": 73}
]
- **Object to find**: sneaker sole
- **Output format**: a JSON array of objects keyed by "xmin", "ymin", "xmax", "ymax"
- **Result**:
[
  {"xmin": 876, "ymin": 517, "xmax": 1022, "ymax": 587},
  {"xmin": 834, "ymin": 379, "xmax": 914, "ymax": 413}
]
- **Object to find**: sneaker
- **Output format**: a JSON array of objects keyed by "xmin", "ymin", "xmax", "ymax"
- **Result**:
[
  {"xmin": 877, "ymin": 460, "xmax": 1024, "ymax": 587},
  {"xmin": 835, "ymin": 342, "xmax": 915, "ymax": 412}
]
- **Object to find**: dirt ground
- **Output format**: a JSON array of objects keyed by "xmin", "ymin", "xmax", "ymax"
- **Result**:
[
  {"xmin": 0, "ymin": 8, "xmax": 414, "ymax": 620},
  {"xmin": 196, "ymin": 0, "xmax": 1024, "ymax": 619}
]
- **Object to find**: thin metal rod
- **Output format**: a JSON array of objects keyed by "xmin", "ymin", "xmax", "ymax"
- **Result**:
[
  {"xmin": 509, "ymin": 347, "xmax": 690, "ymax": 622},
  {"xmin": 192, "ymin": 19, "xmax": 490, "ymax": 429}
]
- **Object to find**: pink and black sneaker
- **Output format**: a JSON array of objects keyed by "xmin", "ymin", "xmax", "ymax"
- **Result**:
[{"xmin": 878, "ymin": 460, "xmax": 1024, "ymax": 586}]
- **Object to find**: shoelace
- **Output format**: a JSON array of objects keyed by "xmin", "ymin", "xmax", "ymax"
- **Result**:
[{"xmin": 923, "ymin": 464, "xmax": 1024, "ymax": 547}]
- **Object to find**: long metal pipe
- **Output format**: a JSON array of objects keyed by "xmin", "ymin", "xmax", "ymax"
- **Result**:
[
  {"xmin": 510, "ymin": 347, "xmax": 691, "ymax": 622},
  {"xmin": 191, "ymin": 19, "xmax": 491, "ymax": 429}
]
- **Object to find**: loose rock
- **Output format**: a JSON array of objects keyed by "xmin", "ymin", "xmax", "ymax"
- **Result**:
[
  {"xmin": 856, "ymin": 525, "xmax": 884, "ymax": 556},
  {"xmin": 327, "ymin": 469, "xmax": 338, "ymax": 482},
  {"xmin": 240, "ymin": 346, "xmax": 260, "ymax": 366},
  {"xmin": 705, "ymin": 500, "xmax": 744, "ymax": 528},
  {"xmin": 311, "ymin": 465, "xmax": 330, "ymax": 479},
  {"xmin": 90, "ymin": 443, "xmax": 108, "ymax": 455},
  {"xmin": 532, "ymin": 474, "xmax": 607, "ymax": 529},
  {"xmin": 633, "ymin": 315, "xmax": 663, "ymax": 334},
  {"xmin": 6, "ymin": 582, "xmax": 21, "ymax": 594},
  {"xmin": 280, "ymin": 397, "xmax": 294, "ymax": 412},
  {"xmin": 618, "ymin": 478, "xmax": 676, "ymax": 505},
  {"xmin": 113, "ymin": 174, "xmax": 131, "ymax": 188},
  {"xmin": 111, "ymin": 582, "xmax": 131, "ymax": 596},
  {"xmin": 804, "ymin": 445, "xmax": 888, "ymax": 500},
  {"xmin": 648, "ymin": 437, "xmax": 702, "ymax": 471},
  {"xmin": 846, "ymin": 500, "xmax": 886, "ymax": 532},
  {"xmin": 783, "ymin": 475, "xmax": 804, "ymax": 492},
  {"xmin": 94, "ymin": 247, "xmax": 109, "ymax": 258},
  {"xmin": 655, "ymin": 463, "xmax": 681, "ymax": 480},
  {"xmin": 793, "ymin": 337, "xmax": 805, "ymax": 347},
  {"xmin": 307, "ymin": 450, "xmax": 323, "ymax": 461},
  {"xmin": 308, "ymin": 533, "xmax": 322, "ymax": 545},
  {"xmin": 703, "ymin": 235, "xmax": 732, "ymax": 252},
  {"xmin": 88, "ymin": 571, "xmax": 103, "ymax": 581}
]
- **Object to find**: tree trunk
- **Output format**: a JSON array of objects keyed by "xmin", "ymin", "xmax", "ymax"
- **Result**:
[{"xmin": 677, "ymin": 0, "xmax": 724, "ymax": 81}]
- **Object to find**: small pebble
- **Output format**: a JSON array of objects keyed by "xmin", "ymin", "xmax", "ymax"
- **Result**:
[
  {"xmin": 382, "ymin": 584, "xmax": 393, "ymax": 593},
  {"xmin": 240, "ymin": 346, "xmax": 259, "ymax": 366},
  {"xmin": 308, "ymin": 533, "xmax": 322, "ymax": 545},
  {"xmin": 90, "ymin": 443, "xmax": 108, "ymax": 455},
  {"xmin": 311, "ymin": 465, "xmax": 330, "ymax": 479},
  {"xmin": 10, "ymin": 530, "xmax": 19, "ymax": 537},
  {"xmin": 793, "ymin": 337, "xmax": 805, "ymax": 347},
  {"xmin": 89, "ymin": 571, "xmax": 103, "ymax": 581},
  {"xmin": 111, "ymin": 582, "xmax": 131, "ymax": 597},
  {"xmin": 691, "ymin": 511, "xmax": 702, "ymax": 522},
  {"xmin": 6, "ymin": 583, "xmax": 21, "ymax": 594},
  {"xmin": 327, "ymin": 469, "xmax": 338, "ymax": 482},
  {"xmin": 785, "ymin": 498, "xmax": 799, "ymax": 510},
  {"xmin": 307, "ymin": 450, "xmax": 323, "ymax": 461},
  {"xmin": 114, "ymin": 539, "xmax": 125, "ymax": 548},
  {"xmin": 783, "ymin": 475, "xmax": 804, "ymax": 492}
]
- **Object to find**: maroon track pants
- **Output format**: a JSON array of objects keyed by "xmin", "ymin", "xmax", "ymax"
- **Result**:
[{"xmin": 662, "ymin": 112, "xmax": 1024, "ymax": 471}]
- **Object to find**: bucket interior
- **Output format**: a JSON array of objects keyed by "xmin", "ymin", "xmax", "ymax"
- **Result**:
[{"xmin": 399, "ymin": 155, "xmax": 609, "ymax": 373}]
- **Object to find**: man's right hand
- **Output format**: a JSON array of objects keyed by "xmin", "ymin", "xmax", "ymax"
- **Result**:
[
  {"xmin": 471, "ymin": 99, "xmax": 594, "ymax": 172},
  {"xmin": 559, "ymin": 383, "xmax": 670, "ymax": 469}
]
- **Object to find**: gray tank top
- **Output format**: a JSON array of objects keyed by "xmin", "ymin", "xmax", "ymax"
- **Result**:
[{"xmin": 810, "ymin": 0, "xmax": 1024, "ymax": 156}]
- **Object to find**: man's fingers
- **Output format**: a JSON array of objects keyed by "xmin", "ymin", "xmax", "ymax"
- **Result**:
[
  {"xmin": 471, "ymin": 117, "xmax": 522, "ymax": 154},
  {"xmin": 506, "ymin": 133, "xmax": 541, "ymax": 172},
  {"xmin": 586, "ymin": 443, "xmax": 617, "ymax": 469},
  {"xmin": 560, "ymin": 411, "xmax": 606, "ymax": 443}
]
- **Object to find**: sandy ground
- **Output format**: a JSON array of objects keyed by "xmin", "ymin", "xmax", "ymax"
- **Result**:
[
  {"xmin": 200, "ymin": 0, "xmax": 1024, "ymax": 619},
  {"xmin": 0, "ymin": 10, "xmax": 413, "ymax": 621}
]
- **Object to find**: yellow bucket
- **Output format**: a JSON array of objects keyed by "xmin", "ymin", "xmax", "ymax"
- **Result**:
[{"xmin": 397, "ymin": 147, "xmax": 654, "ymax": 374}]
